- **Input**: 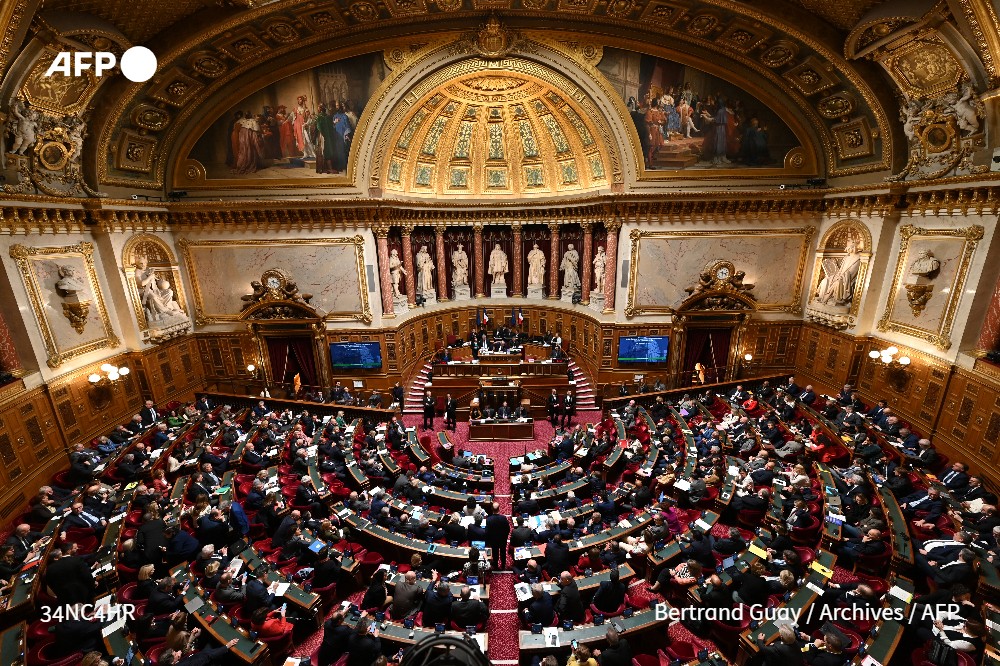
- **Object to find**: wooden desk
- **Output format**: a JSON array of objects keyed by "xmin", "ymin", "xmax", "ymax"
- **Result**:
[
  {"xmin": 469, "ymin": 419, "xmax": 535, "ymax": 441},
  {"xmin": 0, "ymin": 622, "xmax": 24, "ymax": 666},
  {"xmin": 519, "ymin": 606, "xmax": 668, "ymax": 651}
]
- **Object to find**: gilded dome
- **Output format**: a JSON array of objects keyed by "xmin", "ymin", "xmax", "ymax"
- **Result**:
[{"xmin": 381, "ymin": 60, "xmax": 614, "ymax": 199}]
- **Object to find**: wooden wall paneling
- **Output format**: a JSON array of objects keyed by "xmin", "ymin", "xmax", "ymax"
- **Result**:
[{"xmin": 933, "ymin": 368, "xmax": 1000, "ymax": 487}]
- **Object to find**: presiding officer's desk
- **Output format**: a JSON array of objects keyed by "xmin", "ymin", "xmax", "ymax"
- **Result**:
[{"xmin": 469, "ymin": 418, "xmax": 534, "ymax": 441}]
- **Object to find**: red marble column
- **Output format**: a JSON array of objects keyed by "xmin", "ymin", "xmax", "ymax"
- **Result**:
[
  {"xmin": 473, "ymin": 224, "xmax": 485, "ymax": 298},
  {"xmin": 435, "ymin": 227, "xmax": 448, "ymax": 301},
  {"xmin": 548, "ymin": 222, "xmax": 560, "ymax": 299},
  {"xmin": 0, "ymin": 309, "xmax": 20, "ymax": 373},
  {"xmin": 581, "ymin": 222, "xmax": 594, "ymax": 305},
  {"xmin": 375, "ymin": 227, "xmax": 394, "ymax": 318},
  {"xmin": 976, "ymin": 272, "xmax": 1000, "ymax": 353},
  {"xmin": 603, "ymin": 220, "xmax": 621, "ymax": 313},
  {"xmin": 511, "ymin": 224, "xmax": 524, "ymax": 297},
  {"xmin": 401, "ymin": 225, "xmax": 416, "ymax": 307}
]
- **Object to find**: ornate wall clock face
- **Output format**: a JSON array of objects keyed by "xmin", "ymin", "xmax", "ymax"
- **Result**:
[{"xmin": 715, "ymin": 266, "xmax": 731, "ymax": 280}]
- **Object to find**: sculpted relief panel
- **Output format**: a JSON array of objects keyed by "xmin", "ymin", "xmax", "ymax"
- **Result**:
[
  {"xmin": 121, "ymin": 234, "xmax": 191, "ymax": 344},
  {"xmin": 8, "ymin": 242, "xmax": 119, "ymax": 368},
  {"xmin": 805, "ymin": 219, "xmax": 871, "ymax": 330}
]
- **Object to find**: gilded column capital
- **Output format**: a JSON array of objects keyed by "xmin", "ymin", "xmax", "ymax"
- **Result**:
[
  {"xmin": 434, "ymin": 226, "xmax": 446, "ymax": 237},
  {"xmin": 401, "ymin": 223, "xmax": 415, "ymax": 236},
  {"xmin": 372, "ymin": 224, "xmax": 390, "ymax": 238},
  {"xmin": 511, "ymin": 223, "xmax": 523, "ymax": 234},
  {"xmin": 472, "ymin": 222, "xmax": 485, "ymax": 232},
  {"xmin": 548, "ymin": 221, "xmax": 561, "ymax": 232},
  {"xmin": 581, "ymin": 222, "xmax": 594, "ymax": 232},
  {"xmin": 605, "ymin": 219, "xmax": 623, "ymax": 233}
]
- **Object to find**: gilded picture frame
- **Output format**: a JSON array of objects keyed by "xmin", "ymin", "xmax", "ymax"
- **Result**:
[
  {"xmin": 178, "ymin": 236, "xmax": 372, "ymax": 325},
  {"xmin": 876, "ymin": 224, "xmax": 984, "ymax": 350},
  {"xmin": 8, "ymin": 242, "xmax": 120, "ymax": 368},
  {"xmin": 625, "ymin": 226, "xmax": 814, "ymax": 317}
]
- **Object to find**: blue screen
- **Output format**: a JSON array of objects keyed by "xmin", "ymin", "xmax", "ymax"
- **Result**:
[
  {"xmin": 330, "ymin": 342, "xmax": 382, "ymax": 369},
  {"xmin": 617, "ymin": 336, "xmax": 669, "ymax": 363}
]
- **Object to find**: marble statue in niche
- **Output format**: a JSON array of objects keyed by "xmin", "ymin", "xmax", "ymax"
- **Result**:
[
  {"xmin": 593, "ymin": 246, "xmax": 606, "ymax": 290},
  {"xmin": 526, "ymin": 242, "xmax": 545, "ymax": 299},
  {"xmin": 55, "ymin": 264, "xmax": 89, "ymax": 334},
  {"xmin": 527, "ymin": 243, "xmax": 545, "ymax": 286},
  {"xmin": 816, "ymin": 238, "xmax": 863, "ymax": 307},
  {"xmin": 560, "ymin": 243, "xmax": 581, "ymax": 301},
  {"xmin": 904, "ymin": 249, "xmax": 940, "ymax": 317},
  {"xmin": 134, "ymin": 255, "xmax": 185, "ymax": 324},
  {"xmin": 452, "ymin": 243, "xmax": 470, "ymax": 301},
  {"xmin": 415, "ymin": 245, "xmax": 435, "ymax": 293},
  {"xmin": 452, "ymin": 243, "xmax": 469, "ymax": 286},
  {"xmin": 388, "ymin": 248, "xmax": 406, "ymax": 298},
  {"xmin": 489, "ymin": 244, "xmax": 508, "ymax": 285}
]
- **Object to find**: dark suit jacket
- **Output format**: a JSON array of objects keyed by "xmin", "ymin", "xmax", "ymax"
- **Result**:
[
  {"xmin": 599, "ymin": 640, "xmax": 633, "ymax": 666},
  {"xmin": 485, "ymin": 514, "xmax": 510, "ymax": 544},
  {"xmin": 756, "ymin": 638, "xmax": 805, "ymax": 666},
  {"xmin": 45, "ymin": 556, "xmax": 95, "ymax": 604},
  {"xmin": 555, "ymin": 580, "xmax": 585, "ymax": 622},
  {"xmin": 544, "ymin": 540, "xmax": 572, "ymax": 573},
  {"xmin": 592, "ymin": 580, "xmax": 626, "ymax": 613},
  {"xmin": 452, "ymin": 598, "xmax": 488, "ymax": 627},
  {"xmin": 525, "ymin": 592, "xmax": 555, "ymax": 625},
  {"xmin": 421, "ymin": 589, "xmax": 454, "ymax": 625},
  {"xmin": 140, "ymin": 406, "xmax": 158, "ymax": 427}
]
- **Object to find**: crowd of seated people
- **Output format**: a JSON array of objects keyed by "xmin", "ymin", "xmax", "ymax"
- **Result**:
[{"xmin": 10, "ymin": 368, "xmax": 1000, "ymax": 666}]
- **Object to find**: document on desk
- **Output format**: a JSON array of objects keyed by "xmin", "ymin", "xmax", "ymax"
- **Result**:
[
  {"xmin": 673, "ymin": 479, "xmax": 691, "ymax": 491},
  {"xmin": 542, "ymin": 627, "xmax": 560, "ymax": 647},
  {"xmin": 888, "ymin": 585, "xmax": 913, "ymax": 603},
  {"xmin": 273, "ymin": 582, "xmax": 290, "ymax": 596},
  {"xmin": 514, "ymin": 582, "xmax": 532, "ymax": 602}
]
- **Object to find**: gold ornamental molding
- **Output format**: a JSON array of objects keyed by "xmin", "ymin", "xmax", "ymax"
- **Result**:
[
  {"xmin": 8, "ymin": 241, "xmax": 120, "ymax": 368},
  {"xmin": 85, "ymin": 2, "xmax": 897, "ymax": 192},
  {"xmin": 876, "ymin": 224, "xmax": 985, "ymax": 350},
  {"xmin": 177, "ymin": 235, "xmax": 372, "ymax": 326},
  {"xmin": 624, "ymin": 226, "xmax": 814, "ymax": 318}
]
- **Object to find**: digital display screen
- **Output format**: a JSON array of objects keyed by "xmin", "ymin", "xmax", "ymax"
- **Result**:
[
  {"xmin": 330, "ymin": 342, "xmax": 382, "ymax": 369},
  {"xmin": 617, "ymin": 336, "xmax": 669, "ymax": 363}
]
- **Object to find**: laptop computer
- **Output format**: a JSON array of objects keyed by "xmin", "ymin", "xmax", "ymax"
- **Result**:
[
  {"xmin": 471, "ymin": 541, "xmax": 486, "ymax": 550},
  {"xmin": 308, "ymin": 539, "xmax": 326, "ymax": 554},
  {"xmin": 722, "ymin": 556, "xmax": 740, "ymax": 578}
]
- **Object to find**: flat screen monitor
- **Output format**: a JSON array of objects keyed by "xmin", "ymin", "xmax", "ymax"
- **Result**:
[
  {"xmin": 330, "ymin": 341, "xmax": 382, "ymax": 369},
  {"xmin": 617, "ymin": 336, "xmax": 669, "ymax": 363}
]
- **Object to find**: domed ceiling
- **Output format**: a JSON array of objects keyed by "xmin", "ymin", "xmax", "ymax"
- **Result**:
[{"xmin": 381, "ymin": 68, "xmax": 611, "ymax": 198}]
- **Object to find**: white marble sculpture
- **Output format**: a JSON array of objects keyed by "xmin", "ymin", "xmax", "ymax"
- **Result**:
[
  {"xmin": 527, "ymin": 243, "xmax": 545, "ymax": 286},
  {"xmin": 8, "ymin": 98, "xmax": 38, "ymax": 155},
  {"xmin": 560, "ymin": 243, "xmax": 581, "ymax": 299},
  {"xmin": 488, "ymin": 244, "xmax": 508, "ymax": 285},
  {"xmin": 415, "ymin": 245, "xmax": 435, "ymax": 295},
  {"xmin": 134, "ymin": 255, "xmax": 185, "ymax": 323},
  {"xmin": 815, "ymin": 239, "xmax": 862, "ymax": 307},
  {"xmin": 593, "ymin": 246, "xmax": 606, "ymax": 291},
  {"xmin": 452, "ymin": 244, "xmax": 469, "ymax": 286},
  {"xmin": 388, "ymin": 248, "xmax": 406, "ymax": 298}
]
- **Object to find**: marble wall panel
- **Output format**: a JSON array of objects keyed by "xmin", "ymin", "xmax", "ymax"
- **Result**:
[
  {"xmin": 630, "ymin": 229, "xmax": 811, "ymax": 313},
  {"xmin": 178, "ymin": 237, "xmax": 369, "ymax": 323}
]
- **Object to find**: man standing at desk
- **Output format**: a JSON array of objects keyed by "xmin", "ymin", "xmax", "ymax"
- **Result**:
[{"xmin": 423, "ymin": 390, "xmax": 435, "ymax": 430}]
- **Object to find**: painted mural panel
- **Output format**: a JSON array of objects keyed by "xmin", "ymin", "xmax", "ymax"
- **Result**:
[
  {"xmin": 189, "ymin": 53, "xmax": 385, "ymax": 180},
  {"xmin": 598, "ymin": 47, "xmax": 799, "ymax": 170}
]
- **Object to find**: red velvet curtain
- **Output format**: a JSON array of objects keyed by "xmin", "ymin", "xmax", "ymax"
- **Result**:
[
  {"xmin": 683, "ymin": 329, "xmax": 710, "ymax": 374},
  {"xmin": 288, "ymin": 337, "xmax": 318, "ymax": 387},
  {"xmin": 683, "ymin": 327, "xmax": 733, "ymax": 383},
  {"xmin": 266, "ymin": 338, "xmax": 290, "ymax": 384},
  {"xmin": 708, "ymin": 329, "xmax": 732, "ymax": 383}
]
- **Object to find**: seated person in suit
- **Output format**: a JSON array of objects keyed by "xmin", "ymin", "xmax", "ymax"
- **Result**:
[
  {"xmin": 522, "ymin": 584, "xmax": 555, "ymax": 626},
  {"xmin": 836, "ymin": 528, "xmax": 887, "ymax": 569}
]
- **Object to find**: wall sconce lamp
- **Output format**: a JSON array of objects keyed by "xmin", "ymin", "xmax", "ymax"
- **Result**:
[
  {"xmin": 88, "ymin": 363, "xmax": 130, "ymax": 384},
  {"xmin": 868, "ymin": 346, "xmax": 911, "ymax": 367},
  {"xmin": 741, "ymin": 353, "xmax": 753, "ymax": 368},
  {"xmin": 246, "ymin": 364, "xmax": 258, "ymax": 378}
]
